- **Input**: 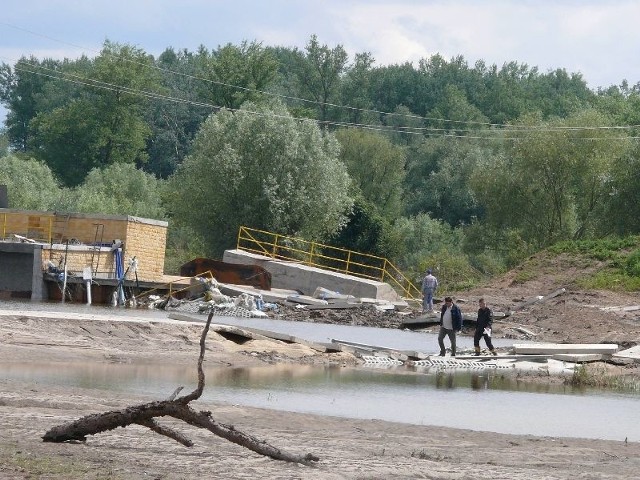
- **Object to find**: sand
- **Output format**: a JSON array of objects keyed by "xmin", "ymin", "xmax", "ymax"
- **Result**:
[{"xmin": 0, "ymin": 311, "xmax": 639, "ymax": 479}]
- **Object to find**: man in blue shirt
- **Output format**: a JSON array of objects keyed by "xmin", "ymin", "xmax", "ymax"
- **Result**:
[{"xmin": 421, "ymin": 269, "xmax": 438, "ymax": 313}]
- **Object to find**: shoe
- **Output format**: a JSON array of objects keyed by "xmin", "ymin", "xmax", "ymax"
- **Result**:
[
  {"xmin": 438, "ymin": 352, "xmax": 445, "ymax": 357},
  {"xmin": 491, "ymin": 350, "xmax": 498, "ymax": 356},
  {"xmin": 474, "ymin": 351, "xmax": 481, "ymax": 356}
]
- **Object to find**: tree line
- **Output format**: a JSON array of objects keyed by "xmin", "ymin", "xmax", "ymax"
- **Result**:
[{"xmin": 1, "ymin": 35, "xmax": 640, "ymax": 287}]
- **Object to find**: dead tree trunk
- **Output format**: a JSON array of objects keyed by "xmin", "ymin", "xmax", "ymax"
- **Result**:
[{"xmin": 42, "ymin": 311, "xmax": 319, "ymax": 466}]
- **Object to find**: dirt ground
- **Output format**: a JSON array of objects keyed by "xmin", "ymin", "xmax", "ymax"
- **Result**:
[{"xmin": 1, "ymin": 253, "xmax": 640, "ymax": 479}]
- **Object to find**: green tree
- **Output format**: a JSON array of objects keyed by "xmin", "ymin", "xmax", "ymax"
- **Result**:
[
  {"xmin": 145, "ymin": 47, "xmax": 210, "ymax": 178},
  {"xmin": 0, "ymin": 155, "xmax": 62, "ymax": 210},
  {"xmin": 294, "ymin": 35, "xmax": 348, "ymax": 121},
  {"xmin": 196, "ymin": 41, "xmax": 278, "ymax": 110},
  {"xmin": 166, "ymin": 100, "xmax": 353, "ymax": 257},
  {"xmin": 425, "ymin": 84, "xmax": 489, "ymax": 134},
  {"xmin": 0, "ymin": 129, "xmax": 8, "ymax": 157},
  {"xmin": 368, "ymin": 62, "xmax": 426, "ymax": 116},
  {"xmin": 404, "ymin": 137, "xmax": 487, "ymax": 226},
  {"xmin": 0, "ymin": 57, "xmax": 63, "ymax": 151},
  {"xmin": 61, "ymin": 163, "xmax": 166, "ymax": 219},
  {"xmin": 340, "ymin": 52, "xmax": 377, "ymax": 125},
  {"xmin": 471, "ymin": 109, "xmax": 629, "ymax": 248},
  {"xmin": 29, "ymin": 41, "xmax": 160, "ymax": 186},
  {"xmin": 335, "ymin": 129, "xmax": 405, "ymax": 219}
]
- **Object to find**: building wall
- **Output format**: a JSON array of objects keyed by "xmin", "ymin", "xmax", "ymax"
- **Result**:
[
  {"xmin": 125, "ymin": 219, "xmax": 167, "ymax": 281},
  {"xmin": 0, "ymin": 243, "xmax": 44, "ymax": 300},
  {"xmin": 43, "ymin": 246, "xmax": 116, "ymax": 279},
  {"xmin": 1, "ymin": 209, "xmax": 168, "ymax": 282}
]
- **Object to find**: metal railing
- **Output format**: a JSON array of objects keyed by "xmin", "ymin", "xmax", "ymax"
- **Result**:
[
  {"xmin": 236, "ymin": 226, "xmax": 422, "ymax": 301},
  {"xmin": 1, "ymin": 212, "xmax": 55, "ymax": 243}
]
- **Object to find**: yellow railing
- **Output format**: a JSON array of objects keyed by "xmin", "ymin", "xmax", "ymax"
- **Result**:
[
  {"xmin": 0, "ymin": 211, "xmax": 55, "ymax": 243},
  {"xmin": 236, "ymin": 226, "xmax": 422, "ymax": 301}
]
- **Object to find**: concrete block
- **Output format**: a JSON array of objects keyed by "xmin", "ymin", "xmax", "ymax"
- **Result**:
[{"xmin": 223, "ymin": 249, "xmax": 403, "ymax": 302}]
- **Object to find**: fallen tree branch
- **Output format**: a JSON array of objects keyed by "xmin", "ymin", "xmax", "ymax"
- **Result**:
[{"xmin": 42, "ymin": 311, "xmax": 319, "ymax": 466}]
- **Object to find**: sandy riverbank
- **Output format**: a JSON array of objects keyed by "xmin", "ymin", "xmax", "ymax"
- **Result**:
[{"xmin": 1, "ymin": 312, "xmax": 639, "ymax": 479}]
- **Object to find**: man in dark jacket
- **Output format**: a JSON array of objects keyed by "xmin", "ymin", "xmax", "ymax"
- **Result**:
[
  {"xmin": 474, "ymin": 298, "xmax": 497, "ymax": 356},
  {"xmin": 438, "ymin": 296, "xmax": 463, "ymax": 356}
]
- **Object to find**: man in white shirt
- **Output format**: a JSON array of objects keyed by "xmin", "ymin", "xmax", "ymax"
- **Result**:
[{"xmin": 438, "ymin": 296, "xmax": 463, "ymax": 356}]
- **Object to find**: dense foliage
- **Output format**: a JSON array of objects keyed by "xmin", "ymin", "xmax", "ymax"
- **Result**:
[{"xmin": 2, "ymin": 36, "xmax": 640, "ymax": 285}]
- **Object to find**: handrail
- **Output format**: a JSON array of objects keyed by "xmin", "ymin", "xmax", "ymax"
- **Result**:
[
  {"xmin": 236, "ymin": 226, "xmax": 422, "ymax": 301},
  {"xmin": 0, "ymin": 211, "xmax": 55, "ymax": 243}
]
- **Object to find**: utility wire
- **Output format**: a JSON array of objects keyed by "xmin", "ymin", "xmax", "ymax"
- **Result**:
[
  {"xmin": 4, "ymin": 21, "xmax": 640, "ymax": 136},
  {"xmin": 4, "ymin": 54, "xmax": 640, "ymax": 142}
]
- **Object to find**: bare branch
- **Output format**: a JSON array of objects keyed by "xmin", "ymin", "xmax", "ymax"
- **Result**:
[{"xmin": 41, "ymin": 309, "xmax": 320, "ymax": 466}]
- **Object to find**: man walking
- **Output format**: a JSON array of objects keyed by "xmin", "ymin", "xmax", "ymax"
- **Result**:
[
  {"xmin": 474, "ymin": 298, "xmax": 497, "ymax": 356},
  {"xmin": 421, "ymin": 269, "xmax": 438, "ymax": 313},
  {"xmin": 438, "ymin": 296, "xmax": 463, "ymax": 356}
]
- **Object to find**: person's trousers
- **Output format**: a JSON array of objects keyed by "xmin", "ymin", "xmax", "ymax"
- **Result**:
[
  {"xmin": 422, "ymin": 289, "xmax": 434, "ymax": 311},
  {"xmin": 438, "ymin": 326, "xmax": 456, "ymax": 355},
  {"xmin": 473, "ymin": 328, "xmax": 495, "ymax": 351}
]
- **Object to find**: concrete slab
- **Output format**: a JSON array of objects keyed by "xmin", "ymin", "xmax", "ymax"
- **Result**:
[
  {"xmin": 285, "ymin": 295, "xmax": 329, "ymax": 306},
  {"xmin": 209, "ymin": 324, "xmax": 270, "ymax": 341},
  {"xmin": 216, "ymin": 284, "xmax": 299, "ymax": 304},
  {"xmin": 612, "ymin": 344, "xmax": 640, "ymax": 363},
  {"xmin": 223, "ymin": 248, "xmax": 404, "ymax": 302},
  {"xmin": 551, "ymin": 353, "xmax": 605, "ymax": 362},
  {"xmin": 513, "ymin": 343, "xmax": 618, "ymax": 355},
  {"xmin": 304, "ymin": 302, "xmax": 363, "ymax": 310}
]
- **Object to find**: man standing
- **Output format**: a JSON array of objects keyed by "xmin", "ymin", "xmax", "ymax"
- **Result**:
[
  {"xmin": 438, "ymin": 296, "xmax": 462, "ymax": 356},
  {"xmin": 474, "ymin": 298, "xmax": 497, "ymax": 356},
  {"xmin": 421, "ymin": 269, "xmax": 438, "ymax": 313}
]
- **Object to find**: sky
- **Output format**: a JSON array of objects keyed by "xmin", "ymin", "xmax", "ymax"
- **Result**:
[{"xmin": 2, "ymin": 0, "xmax": 640, "ymax": 123}]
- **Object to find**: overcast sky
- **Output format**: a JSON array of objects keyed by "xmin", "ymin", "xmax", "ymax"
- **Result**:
[{"xmin": 2, "ymin": 0, "xmax": 640, "ymax": 123}]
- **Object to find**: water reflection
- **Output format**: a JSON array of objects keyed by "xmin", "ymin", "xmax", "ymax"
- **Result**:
[{"xmin": 2, "ymin": 361, "xmax": 639, "ymax": 441}]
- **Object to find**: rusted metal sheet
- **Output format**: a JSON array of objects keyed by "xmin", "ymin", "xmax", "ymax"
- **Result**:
[{"xmin": 179, "ymin": 257, "xmax": 271, "ymax": 290}]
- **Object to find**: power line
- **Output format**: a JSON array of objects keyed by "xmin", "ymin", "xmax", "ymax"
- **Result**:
[
  {"xmin": 4, "ymin": 21, "xmax": 640, "ymax": 136},
  {"xmin": 3, "ymin": 54, "xmax": 640, "ymax": 142}
]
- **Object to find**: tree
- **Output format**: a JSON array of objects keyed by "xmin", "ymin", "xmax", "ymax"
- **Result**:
[
  {"xmin": 166, "ymin": 100, "xmax": 353, "ymax": 257},
  {"xmin": 195, "ymin": 41, "xmax": 278, "ymax": 110},
  {"xmin": 368, "ymin": 62, "xmax": 426, "ymax": 117},
  {"xmin": 29, "ymin": 41, "xmax": 161, "ymax": 186},
  {"xmin": 330, "ymin": 197, "xmax": 402, "ymax": 262},
  {"xmin": 0, "ymin": 57, "xmax": 63, "ymax": 152},
  {"xmin": 144, "ymin": 48, "xmax": 211, "ymax": 178},
  {"xmin": 0, "ymin": 155, "xmax": 62, "ymax": 210},
  {"xmin": 61, "ymin": 163, "xmax": 166, "ymax": 219},
  {"xmin": 339, "ymin": 52, "xmax": 377, "ymax": 125},
  {"xmin": 335, "ymin": 129, "xmax": 405, "ymax": 219},
  {"xmin": 404, "ymin": 137, "xmax": 487, "ymax": 226},
  {"xmin": 294, "ymin": 35, "xmax": 348, "ymax": 121},
  {"xmin": 471, "ymin": 109, "xmax": 630, "ymax": 248},
  {"xmin": 425, "ymin": 84, "xmax": 489, "ymax": 134}
]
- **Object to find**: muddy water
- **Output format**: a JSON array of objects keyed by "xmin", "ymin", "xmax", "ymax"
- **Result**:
[
  {"xmin": 0, "ymin": 298, "xmax": 517, "ymax": 352},
  {"xmin": 2, "ymin": 360, "xmax": 639, "ymax": 442}
]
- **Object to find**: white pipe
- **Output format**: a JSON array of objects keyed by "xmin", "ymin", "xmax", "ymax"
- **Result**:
[{"xmin": 86, "ymin": 280, "xmax": 92, "ymax": 305}]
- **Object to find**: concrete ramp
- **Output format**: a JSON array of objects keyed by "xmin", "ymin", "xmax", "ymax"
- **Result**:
[
  {"xmin": 223, "ymin": 249, "xmax": 404, "ymax": 303},
  {"xmin": 513, "ymin": 343, "xmax": 618, "ymax": 355},
  {"xmin": 612, "ymin": 345, "xmax": 640, "ymax": 363}
]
